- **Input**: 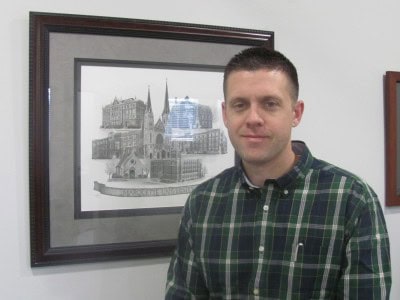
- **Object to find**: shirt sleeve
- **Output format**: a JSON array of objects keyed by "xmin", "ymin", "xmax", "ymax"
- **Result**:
[
  {"xmin": 337, "ymin": 186, "xmax": 391, "ymax": 299},
  {"xmin": 165, "ymin": 199, "xmax": 209, "ymax": 299}
]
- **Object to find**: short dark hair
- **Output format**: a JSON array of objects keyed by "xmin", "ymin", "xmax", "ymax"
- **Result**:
[{"xmin": 223, "ymin": 47, "xmax": 299, "ymax": 101}]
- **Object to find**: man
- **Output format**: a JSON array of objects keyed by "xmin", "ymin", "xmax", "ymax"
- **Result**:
[{"xmin": 165, "ymin": 47, "xmax": 391, "ymax": 299}]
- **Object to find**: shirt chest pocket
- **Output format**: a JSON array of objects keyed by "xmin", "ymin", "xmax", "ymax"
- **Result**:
[
  {"xmin": 287, "ymin": 235, "xmax": 343, "ymax": 297},
  {"xmin": 293, "ymin": 234, "xmax": 343, "ymax": 266},
  {"xmin": 293, "ymin": 236, "xmax": 327, "ymax": 264},
  {"xmin": 271, "ymin": 234, "xmax": 340, "ymax": 266}
]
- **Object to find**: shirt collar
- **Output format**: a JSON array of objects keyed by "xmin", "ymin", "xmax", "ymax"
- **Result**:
[{"xmin": 238, "ymin": 141, "xmax": 313, "ymax": 189}]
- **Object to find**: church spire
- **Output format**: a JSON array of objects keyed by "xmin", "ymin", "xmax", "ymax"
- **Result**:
[
  {"xmin": 162, "ymin": 80, "xmax": 170, "ymax": 115},
  {"xmin": 161, "ymin": 80, "xmax": 170, "ymax": 126},
  {"xmin": 146, "ymin": 85, "xmax": 152, "ymax": 112}
]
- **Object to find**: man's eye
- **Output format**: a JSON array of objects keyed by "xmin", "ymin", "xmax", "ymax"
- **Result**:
[
  {"xmin": 232, "ymin": 102, "xmax": 246, "ymax": 111},
  {"xmin": 264, "ymin": 101, "xmax": 279, "ymax": 110}
]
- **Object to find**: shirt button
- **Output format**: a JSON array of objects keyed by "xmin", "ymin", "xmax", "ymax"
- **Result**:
[
  {"xmin": 259, "ymin": 246, "xmax": 264, "ymax": 252},
  {"xmin": 263, "ymin": 205, "xmax": 269, "ymax": 212},
  {"xmin": 283, "ymin": 189, "xmax": 289, "ymax": 195},
  {"xmin": 253, "ymin": 288, "xmax": 259, "ymax": 296}
]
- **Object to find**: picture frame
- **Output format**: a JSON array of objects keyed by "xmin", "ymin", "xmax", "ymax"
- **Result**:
[
  {"xmin": 385, "ymin": 71, "xmax": 400, "ymax": 206},
  {"xmin": 29, "ymin": 11, "xmax": 274, "ymax": 266}
]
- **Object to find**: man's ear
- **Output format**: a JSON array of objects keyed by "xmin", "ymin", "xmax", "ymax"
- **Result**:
[{"xmin": 292, "ymin": 100, "xmax": 304, "ymax": 127}]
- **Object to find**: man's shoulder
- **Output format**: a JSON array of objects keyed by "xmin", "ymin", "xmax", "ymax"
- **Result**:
[
  {"xmin": 311, "ymin": 157, "xmax": 376, "ymax": 197},
  {"xmin": 192, "ymin": 166, "xmax": 239, "ymax": 195},
  {"xmin": 184, "ymin": 166, "xmax": 239, "ymax": 216},
  {"xmin": 296, "ymin": 142, "xmax": 366, "ymax": 185},
  {"xmin": 312, "ymin": 158, "xmax": 362, "ymax": 181}
]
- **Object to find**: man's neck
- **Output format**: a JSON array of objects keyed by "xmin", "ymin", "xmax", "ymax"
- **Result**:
[{"xmin": 242, "ymin": 151, "xmax": 297, "ymax": 187}]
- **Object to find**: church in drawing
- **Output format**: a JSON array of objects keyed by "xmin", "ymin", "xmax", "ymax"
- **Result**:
[{"xmin": 92, "ymin": 82, "xmax": 228, "ymax": 183}]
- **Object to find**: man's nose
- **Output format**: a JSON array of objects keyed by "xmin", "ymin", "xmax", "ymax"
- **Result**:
[{"xmin": 246, "ymin": 106, "xmax": 264, "ymax": 126}]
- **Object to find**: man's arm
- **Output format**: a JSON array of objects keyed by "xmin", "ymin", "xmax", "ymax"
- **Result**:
[
  {"xmin": 337, "ymin": 188, "xmax": 391, "ymax": 299},
  {"xmin": 165, "ymin": 201, "xmax": 209, "ymax": 299}
]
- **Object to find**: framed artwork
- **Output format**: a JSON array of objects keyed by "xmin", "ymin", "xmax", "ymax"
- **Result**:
[
  {"xmin": 385, "ymin": 71, "xmax": 400, "ymax": 206},
  {"xmin": 29, "ymin": 11, "xmax": 274, "ymax": 266}
]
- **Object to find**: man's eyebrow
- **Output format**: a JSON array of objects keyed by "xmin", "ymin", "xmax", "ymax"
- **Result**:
[
  {"xmin": 259, "ymin": 95, "xmax": 282, "ymax": 102},
  {"xmin": 228, "ymin": 97, "xmax": 248, "ymax": 103}
]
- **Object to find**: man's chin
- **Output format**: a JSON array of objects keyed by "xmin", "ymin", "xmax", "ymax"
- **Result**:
[{"xmin": 240, "ymin": 156, "xmax": 269, "ymax": 167}]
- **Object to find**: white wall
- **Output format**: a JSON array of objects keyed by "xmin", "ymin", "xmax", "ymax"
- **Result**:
[{"xmin": 2, "ymin": 0, "xmax": 400, "ymax": 298}]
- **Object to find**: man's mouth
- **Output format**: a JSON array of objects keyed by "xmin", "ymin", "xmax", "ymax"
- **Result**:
[{"xmin": 241, "ymin": 134, "xmax": 267, "ymax": 142}]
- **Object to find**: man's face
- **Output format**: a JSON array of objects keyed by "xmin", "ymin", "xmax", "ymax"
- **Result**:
[{"xmin": 222, "ymin": 69, "xmax": 303, "ymax": 171}]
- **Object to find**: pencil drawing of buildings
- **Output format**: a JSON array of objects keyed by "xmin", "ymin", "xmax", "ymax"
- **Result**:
[{"xmin": 92, "ymin": 81, "xmax": 228, "ymax": 185}]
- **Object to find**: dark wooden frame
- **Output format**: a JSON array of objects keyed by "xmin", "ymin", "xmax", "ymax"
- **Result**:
[
  {"xmin": 29, "ymin": 11, "xmax": 274, "ymax": 266},
  {"xmin": 385, "ymin": 71, "xmax": 400, "ymax": 206}
]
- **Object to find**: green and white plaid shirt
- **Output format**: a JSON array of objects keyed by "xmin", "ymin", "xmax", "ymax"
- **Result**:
[{"xmin": 166, "ymin": 141, "xmax": 391, "ymax": 299}]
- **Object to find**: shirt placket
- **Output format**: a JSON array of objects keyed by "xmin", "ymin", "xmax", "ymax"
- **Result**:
[{"xmin": 252, "ymin": 182, "xmax": 275, "ymax": 298}]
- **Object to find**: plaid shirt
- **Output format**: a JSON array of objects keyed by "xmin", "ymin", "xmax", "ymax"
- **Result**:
[{"xmin": 165, "ymin": 141, "xmax": 391, "ymax": 299}]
